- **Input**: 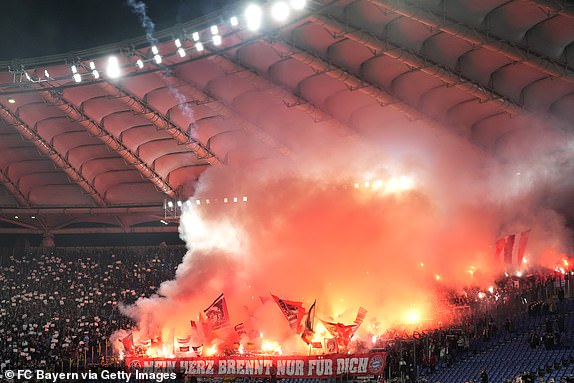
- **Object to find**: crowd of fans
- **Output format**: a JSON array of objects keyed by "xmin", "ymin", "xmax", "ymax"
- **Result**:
[
  {"xmin": 0, "ymin": 246, "xmax": 185, "ymax": 373},
  {"xmin": 380, "ymin": 271, "xmax": 572, "ymax": 383},
  {"xmin": 0, "ymin": 246, "xmax": 572, "ymax": 383}
]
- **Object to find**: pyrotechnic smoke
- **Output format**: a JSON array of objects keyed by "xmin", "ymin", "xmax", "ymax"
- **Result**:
[
  {"xmin": 126, "ymin": 0, "xmax": 158, "ymax": 46},
  {"xmin": 117, "ymin": 103, "xmax": 573, "ymax": 354},
  {"xmin": 126, "ymin": 0, "xmax": 197, "ymax": 129},
  {"xmin": 119, "ymin": 2, "xmax": 573, "ymax": 349}
]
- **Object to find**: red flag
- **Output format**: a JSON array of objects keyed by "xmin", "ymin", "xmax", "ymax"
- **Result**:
[
  {"xmin": 234, "ymin": 323, "xmax": 247, "ymax": 337},
  {"xmin": 204, "ymin": 293, "xmax": 230, "ymax": 330},
  {"xmin": 503, "ymin": 234, "xmax": 516, "ymax": 265},
  {"xmin": 271, "ymin": 294, "xmax": 305, "ymax": 332},
  {"xmin": 516, "ymin": 230, "xmax": 531, "ymax": 265},
  {"xmin": 301, "ymin": 300, "xmax": 316, "ymax": 344},
  {"xmin": 321, "ymin": 320, "xmax": 359, "ymax": 348},
  {"xmin": 176, "ymin": 336, "xmax": 191, "ymax": 352},
  {"xmin": 311, "ymin": 341, "xmax": 323, "ymax": 348},
  {"xmin": 192, "ymin": 345, "xmax": 203, "ymax": 357},
  {"xmin": 354, "ymin": 306, "xmax": 368, "ymax": 324},
  {"xmin": 495, "ymin": 237, "xmax": 506, "ymax": 262},
  {"xmin": 121, "ymin": 333, "xmax": 134, "ymax": 353}
]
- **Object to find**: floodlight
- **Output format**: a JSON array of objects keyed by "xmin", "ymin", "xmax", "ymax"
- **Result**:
[
  {"xmin": 106, "ymin": 56, "xmax": 121, "ymax": 79},
  {"xmin": 271, "ymin": 1, "xmax": 290, "ymax": 22},
  {"xmin": 245, "ymin": 4, "xmax": 263, "ymax": 31}
]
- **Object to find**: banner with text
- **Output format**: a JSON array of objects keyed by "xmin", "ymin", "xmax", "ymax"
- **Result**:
[{"xmin": 125, "ymin": 353, "xmax": 386, "ymax": 378}]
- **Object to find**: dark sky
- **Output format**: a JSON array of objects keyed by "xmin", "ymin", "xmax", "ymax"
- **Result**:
[{"xmin": 0, "ymin": 0, "xmax": 233, "ymax": 60}]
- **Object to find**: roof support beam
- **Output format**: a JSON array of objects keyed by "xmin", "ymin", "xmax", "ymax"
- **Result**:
[
  {"xmin": 0, "ymin": 225, "xmax": 178, "ymax": 235},
  {"xmin": 0, "ymin": 103, "xmax": 107, "ymax": 205},
  {"xmin": 375, "ymin": 0, "xmax": 574, "ymax": 79},
  {"xmin": 0, "ymin": 205, "xmax": 162, "ymax": 215},
  {"xmin": 0, "ymin": 168, "xmax": 30, "ymax": 207},
  {"xmin": 97, "ymin": 81, "xmax": 223, "ymax": 165},
  {"xmin": 40, "ymin": 89, "xmax": 177, "ymax": 197}
]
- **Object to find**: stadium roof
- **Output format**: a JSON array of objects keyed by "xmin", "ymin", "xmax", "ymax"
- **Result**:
[{"xmin": 0, "ymin": 0, "xmax": 573, "ymax": 238}]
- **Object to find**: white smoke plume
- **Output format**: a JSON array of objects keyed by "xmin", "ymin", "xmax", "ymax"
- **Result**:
[{"xmin": 116, "ymin": 101, "xmax": 573, "ymax": 354}]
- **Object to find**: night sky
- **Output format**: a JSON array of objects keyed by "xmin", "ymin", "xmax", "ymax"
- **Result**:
[{"xmin": 0, "ymin": 0, "xmax": 235, "ymax": 60}]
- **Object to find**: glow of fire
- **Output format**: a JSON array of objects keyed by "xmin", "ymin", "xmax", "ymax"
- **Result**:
[
  {"xmin": 261, "ymin": 339, "xmax": 282, "ymax": 355},
  {"xmin": 405, "ymin": 309, "xmax": 421, "ymax": 325},
  {"xmin": 488, "ymin": 286, "xmax": 494, "ymax": 294},
  {"xmin": 477, "ymin": 292, "xmax": 486, "ymax": 300},
  {"xmin": 205, "ymin": 344, "xmax": 218, "ymax": 356}
]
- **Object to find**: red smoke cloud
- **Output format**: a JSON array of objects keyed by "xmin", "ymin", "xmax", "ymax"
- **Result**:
[{"xmin": 116, "ymin": 114, "xmax": 573, "ymax": 355}]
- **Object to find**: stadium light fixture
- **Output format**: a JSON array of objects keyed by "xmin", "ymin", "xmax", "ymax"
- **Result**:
[
  {"xmin": 210, "ymin": 25, "xmax": 219, "ymax": 35},
  {"xmin": 213, "ymin": 35, "xmax": 222, "ymax": 46},
  {"xmin": 136, "ymin": 59, "xmax": 144, "ymax": 69},
  {"xmin": 89, "ymin": 61, "xmax": 99, "ymax": 79},
  {"xmin": 73, "ymin": 73, "xmax": 82, "ymax": 83},
  {"xmin": 230, "ymin": 16, "xmax": 239, "ymax": 26},
  {"xmin": 177, "ymin": 47, "xmax": 186, "ymax": 57},
  {"xmin": 7, "ymin": 96, "xmax": 15, "ymax": 104},
  {"xmin": 245, "ymin": 3, "xmax": 263, "ymax": 31},
  {"xmin": 151, "ymin": 46, "xmax": 162, "ymax": 64},
  {"xmin": 271, "ymin": 1, "xmax": 290, "ymax": 22},
  {"xmin": 195, "ymin": 42, "xmax": 204, "ymax": 52},
  {"xmin": 106, "ymin": 56, "xmax": 121, "ymax": 79},
  {"xmin": 192, "ymin": 32, "xmax": 200, "ymax": 42},
  {"xmin": 174, "ymin": 38, "xmax": 182, "ymax": 48}
]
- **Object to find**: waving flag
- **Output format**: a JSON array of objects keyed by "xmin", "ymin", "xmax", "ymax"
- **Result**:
[
  {"xmin": 176, "ymin": 336, "xmax": 191, "ymax": 352},
  {"xmin": 301, "ymin": 300, "xmax": 316, "ymax": 344},
  {"xmin": 204, "ymin": 293, "xmax": 230, "ymax": 330},
  {"xmin": 271, "ymin": 294, "xmax": 305, "ymax": 332},
  {"xmin": 321, "ymin": 320, "xmax": 359, "ymax": 349},
  {"xmin": 496, "ymin": 230, "xmax": 531, "ymax": 266},
  {"xmin": 234, "ymin": 323, "xmax": 247, "ymax": 337},
  {"xmin": 121, "ymin": 333, "xmax": 134, "ymax": 353},
  {"xmin": 355, "ymin": 306, "xmax": 368, "ymax": 324}
]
